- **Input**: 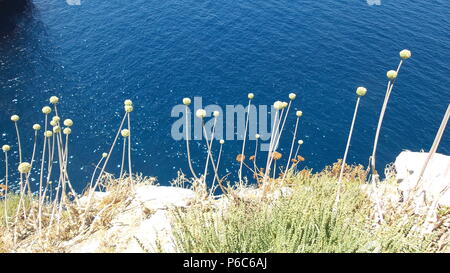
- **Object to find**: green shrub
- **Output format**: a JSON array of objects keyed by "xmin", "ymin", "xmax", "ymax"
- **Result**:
[{"xmin": 171, "ymin": 173, "xmax": 436, "ymax": 253}]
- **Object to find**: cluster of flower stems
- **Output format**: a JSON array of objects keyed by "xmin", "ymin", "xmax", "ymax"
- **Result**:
[
  {"xmin": 183, "ymin": 95, "xmax": 305, "ymax": 196},
  {"xmin": 1, "ymin": 97, "xmax": 135, "ymax": 245}
]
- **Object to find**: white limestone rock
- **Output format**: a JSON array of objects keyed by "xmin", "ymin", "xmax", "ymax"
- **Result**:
[{"xmin": 395, "ymin": 151, "xmax": 450, "ymax": 207}]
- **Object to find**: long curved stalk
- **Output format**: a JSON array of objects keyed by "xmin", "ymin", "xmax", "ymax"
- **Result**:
[
  {"xmin": 370, "ymin": 60, "xmax": 403, "ymax": 181},
  {"xmin": 238, "ymin": 100, "xmax": 251, "ymax": 183},
  {"xmin": 3, "ymin": 151, "xmax": 9, "ymax": 228},
  {"xmin": 282, "ymin": 115, "xmax": 300, "ymax": 183},
  {"xmin": 203, "ymin": 117, "xmax": 217, "ymax": 183},
  {"xmin": 120, "ymin": 137, "xmax": 126, "ymax": 178},
  {"xmin": 210, "ymin": 142, "xmax": 223, "ymax": 196},
  {"xmin": 185, "ymin": 106, "xmax": 198, "ymax": 179},
  {"xmin": 127, "ymin": 112, "xmax": 133, "ymax": 186},
  {"xmin": 336, "ymin": 97, "xmax": 361, "ymax": 205}
]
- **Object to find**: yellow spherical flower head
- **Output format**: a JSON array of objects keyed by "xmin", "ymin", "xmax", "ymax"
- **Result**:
[
  {"xmin": 49, "ymin": 96, "xmax": 59, "ymax": 104},
  {"xmin": 196, "ymin": 109, "xmax": 206, "ymax": 118},
  {"xmin": 2, "ymin": 145, "xmax": 11, "ymax": 152},
  {"xmin": 102, "ymin": 152, "xmax": 108, "ymax": 158},
  {"xmin": 121, "ymin": 129, "xmax": 130, "ymax": 138},
  {"xmin": 273, "ymin": 101, "xmax": 283, "ymax": 110},
  {"xmin": 124, "ymin": 99, "xmax": 133, "ymax": 106},
  {"xmin": 52, "ymin": 116, "xmax": 60, "ymax": 123},
  {"xmin": 387, "ymin": 70, "xmax": 398, "ymax": 80},
  {"xmin": 125, "ymin": 105, "xmax": 134, "ymax": 113},
  {"xmin": 53, "ymin": 126, "xmax": 61, "ymax": 133},
  {"xmin": 255, "ymin": 134, "xmax": 260, "ymax": 139},
  {"xmin": 182, "ymin": 98, "xmax": 191, "ymax": 106},
  {"xmin": 44, "ymin": 131, "xmax": 53, "ymax": 138},
  {"xmin": 289, "ymin": 93, "xmax": 296, "ymax": 100},
  {"xmin": 399, "ymin": 49, "xmax": 411, "ymax": 60},
  {"xmin": 298, "ymin": 140, "xmax": 304, "ymax": 145},
  {"xmin": 63, "ymin": 128, "xmax": 72, "ymax": 135},
  {"xmin": 296, "ymin": 110, "xmax": 303, "ymax": 117},
  {"xmin": 18, "ymin": 162, "xmax": 32, "ymax": 174},
  {"xmin": 213, "ymin": 111, "xmax": 220, "ymax": 117},
  {"xmin": 33, "ymin": 124, "xmax": 41, "ymax": 131},
  {"xmin": 11, "ymin": 115, "xmax": 20, "ymax": 122},
  {"xmin": 219, "ymin": 139, "xmax": 225, "ymax": 145},
  {"xmin": 248, "ymin": 93, "xmax": 254, "ymax": 100},
  {"xmin": 356, "ymin": 87, "xmax": 367, "ymax": 97},
  {"xmin": 42, "ymin": 106, "xmax": 52, "ymax": 114},
  {"xmin": 49, "ymin": 120, "xmax": 57, "ymax": 127},
  {"xmin": 64, "ymin": 119, "xmax": 73, "ymax": 127}
]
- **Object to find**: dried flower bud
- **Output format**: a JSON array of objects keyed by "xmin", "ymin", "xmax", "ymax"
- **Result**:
[
  {"xmin": 124, "ymin": 99, "xmax": 133, "ymax": 106},
  {"xmin": 50, "ymin": 120, "xmax": 57, "ymax": 127},
  {"xmin": 387, "ymin": 70, "xmax": 398, "ymax": 80},
  {"xmin": 274, "ymin": 101, "xmax": 283, "ymax": 110},
  {"xmin": 213, "ymin": 111, "xmax": 220, "ymax": 117},
  {"xmin": 52, "ymin": 116, "xmax": 60, "ymax": 123},
  {"xmin": 63, "ymin": 128, "xmax": 72, "ymax": 135},
  {"xmin": 44, "ymin": 131, "xmax": 53, "ymax": 138},
  {"xmin": 399, "ymin": 49, "xmax": 411, "ymax": 60},
  {"xmin": 236, "ymin": 154, "xmax": 245, "ymax": 162},
  {"xmin": 49, "ymin": 96, "xmax": 59, "ymax": 104},
  {"xmin": 255, "ymin": 134, "xmax": 260, "ymax": 139},
  {"xmin": 248, "ymin": 93, "xmax": 254, "ymax": 100},
  {"xmin": 11, "ymin": 115, "xmax": 19, "ymax": 122},
  {"xmin": 289, "ymin": 93, "xmax": 296, "ymax": 100},
  {"xmin": 298, "ymin": 139, "xmax": 304, "ymax": 145},
  {"xmin": 219, "ymin": 139, "xmax": 225, "ymax": 145},
  {"xmin": 296, "ymin": 111, "xmax": 303, "ymax": 117},
  {"xmin": 196, "ymin": 109, "xmax": 206, "ymax": 118},
  {"xmin": 356, "ymin": 87, "xmax": 367, "ymax": 97},
  {"xmin": 121, "ymin": 129, "xmax": 130, "ymax": 137},
  {"xmin": 272, "ymin": 152, "xmax": 282, "ymax": 160},
  {"xmin": 33, "ymin": 124, "xmax": 41, "ymax": 131},
  {"xmin": 53, "ymin": 126, "xmax": 61, "ymax": 133},
  {"xmin": 64, "ymin": 119, "xmax": 73, "ymax": 127},
  {"xmin": 102, "ymin": 152, "xmax": 108, "ymax": 158},
  {"xmin": 42, "ymin": 106, "xmax": 52, "ymax": 114},
  {"xmin": 125, "ymin": 105, "xmax": 134, "ymax": 113},
  {"xmin": 2, "ymin": 145, "xmax": 10, "ymax": 152},
  {"xmin": 182, "ymin": 98, "xmax": 191, "ymax": 106},
  {"xmin": 18, "ymin": 162, "xmax": 32, "ymax": 174}
]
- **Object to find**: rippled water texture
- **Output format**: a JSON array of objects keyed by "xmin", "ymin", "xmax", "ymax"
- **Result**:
[{"xmin": 0, "ymin": 0, "xmax": 449, "ymax": 191}]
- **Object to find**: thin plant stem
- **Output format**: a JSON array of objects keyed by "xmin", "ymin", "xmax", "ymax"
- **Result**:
[
  {"xmin": 120, "ymin": 137, "xmax": 126, "ymax": 178},
  {"xmin": 203, "ymin": 117, "xmax": 217, "ymax": 183},
  {"xmin": 336, "ymin": 97, "xmax": 361, "ymax": 206},
  {"xmin": 413, "ymin": 104, "xmax": 450, "ymax": 194},
  {"xmin": 370, "ymin": 60, "xmax": 403, "ymax": 180},
  {"xmin": 282, "ymin": 116, "xmax": 300, "ymax": 183},
  {"xmin": 263, "ymin": 109, "xmax": 279, "ymax": 184},
  {"xmin": 185, "ymin": 106, "xmax": 198, "ymax": 179},
  {"xmin": 89, "ymin": 156, "xmax": 104, "ymax": 189},
  {"xmin": 127, "ymin": 112, "xmax": 133, "ymax": 187},
  {"xmin": 239, "ymin": 100, "xmax": 251, "ymax": 183},
  {"xmin": 210, "ymin": 142, "xmax": 223, "ymax": 196},
  {"xmin": 3, "ymin": 151, "xmax": 9, "ymax": 228}
]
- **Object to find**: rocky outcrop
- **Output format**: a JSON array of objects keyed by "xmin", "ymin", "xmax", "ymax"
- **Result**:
[
  {"xmin": 0, "ymin": 0, "xmax": 29, "ymax": 16},
  {"xmin": 66, "ymin": 184, "xmax": 196, "ymax": 253},
  {"xmin": 395, "ymin": 151, "xmax": 450, "ymax": 207}
]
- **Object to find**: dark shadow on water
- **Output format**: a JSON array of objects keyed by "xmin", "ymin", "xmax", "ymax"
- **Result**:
[{"xmin": 0, "ymin": 0, "xmax": 33, "ymax": 36}]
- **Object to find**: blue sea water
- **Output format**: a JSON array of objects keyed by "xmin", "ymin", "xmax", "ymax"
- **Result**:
[{"xmin": 0, "ymin": 0, "xmax": 449, "ymax": 192}]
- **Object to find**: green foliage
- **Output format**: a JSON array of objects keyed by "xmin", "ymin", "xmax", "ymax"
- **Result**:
[{"xmin": 171, "ymin": 174, "xmax": 436, "ymax": 253}]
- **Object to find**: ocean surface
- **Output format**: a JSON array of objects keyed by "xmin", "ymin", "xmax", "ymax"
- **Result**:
[{"xmin": 0, "ymin": 0, "xmax": 449, "ymax": 192}]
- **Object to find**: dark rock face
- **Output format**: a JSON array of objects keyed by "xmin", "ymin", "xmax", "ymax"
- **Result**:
[
  {"xmin": 0, "ymin": 0, "xmax": 30, "ymax": 34},
  {"xmin": 0, "ymin": 0, "xmax": 30, "ymax": 17}
]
